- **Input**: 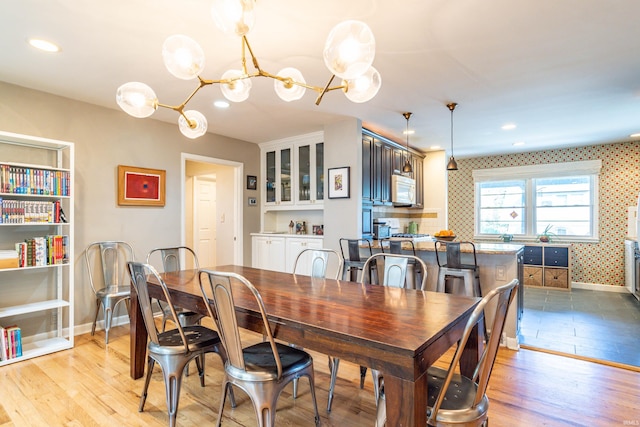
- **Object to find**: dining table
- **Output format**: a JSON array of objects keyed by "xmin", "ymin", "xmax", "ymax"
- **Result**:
[{"xmin": 129, "ymin": 264, "xmax": 482, "ymax": 427}]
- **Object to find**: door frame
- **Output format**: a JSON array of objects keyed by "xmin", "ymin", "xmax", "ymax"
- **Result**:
[{"xmin": 181, "ymin": 152, "xmax": 244, "ymax": 266}]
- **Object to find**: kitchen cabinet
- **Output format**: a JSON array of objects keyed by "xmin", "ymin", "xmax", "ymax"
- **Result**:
[
  {"xmin": 251, "ymin": 234, "xmax": 323, "ymax": 273},
  {"xmin": 523, "ymin": 244, "xmax": 571, "ymax": 289},
  {"xmin": 261, "ymin": 132, "xmax": 324, "ymax": 210},
  {"xmin": 362, "ymin": 129, "xmax": 424, "ymax": 208},
  {"xmin": 252, "ymin": 235, "xmax": 286, "ymax": 272},
  {"xmin": 0, "ymin": 131, "xmax": 74, "ymax": 366},
  {"xmin": 624, "ymin": 239, "xmax": 636, "ymax": 294}
]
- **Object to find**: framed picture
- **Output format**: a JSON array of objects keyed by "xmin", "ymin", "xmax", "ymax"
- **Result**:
[
  {"xmin": 246, "ymin": 175, "xmax": 257, "ymax": 190},
  {"xmin": 328, "ymin": 166, "xmax": 350, "ymax": 199},
  {"xmin": 117, "ymin": 165, "xmax": 166, "ymax": 206},
  {"xmin": 312, "ymin": 225, "xmax": 324, "ymax": 236}
]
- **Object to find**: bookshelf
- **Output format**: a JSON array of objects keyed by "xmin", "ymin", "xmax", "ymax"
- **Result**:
[{"xmin": 0, "ymin": 131, "xmax": 74, "ymax": 365}]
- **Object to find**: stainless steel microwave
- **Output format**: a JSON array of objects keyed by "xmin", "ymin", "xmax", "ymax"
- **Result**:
[{"xmin": 391, "ymin": 174, "xmax": 416, "ymax": 206}]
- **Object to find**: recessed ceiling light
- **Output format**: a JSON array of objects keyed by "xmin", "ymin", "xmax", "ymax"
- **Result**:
[
  {"xmin": 630, "ymin": 132, "xmax": 640, "ymax": 138},
  {"xmin": 28, "ymin": 38, "xmax": 60, "ymax": 53},
  {"xmin": 430, "ymin": 145, "xmax": 441, "ymax": 150},
  {"xmin": 501, "ymin": 123, "xmax": 516, "ymax": 130},
  {"xmin": 513, "ymin": 141, "xmax": 525, "ymax": 146},
  {"xmin": 213, "ymin": 100, "xmax": 229, "ymax": 108},
  {"xmin": 402, "ymin": 130, "xmax": 415, "ymax": 135}
]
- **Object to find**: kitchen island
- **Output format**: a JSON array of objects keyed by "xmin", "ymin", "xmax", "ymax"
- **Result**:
[{"xmin": 373, "ymin": 240, "xmax": 524, "ymax": 349}]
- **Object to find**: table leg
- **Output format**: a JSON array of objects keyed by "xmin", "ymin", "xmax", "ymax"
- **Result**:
[
  {"xmin": 129, "ymin": 289, "xmax": 148, "ymax": 379},
  {"xmin": 384, "ymin": 373, "xmax": 427, "ymax": 427}
]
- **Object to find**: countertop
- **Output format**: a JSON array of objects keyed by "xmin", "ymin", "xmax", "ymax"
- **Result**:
[{"xmin": 371, "ymin": 239, "xmax": 524, "ymax": 255}]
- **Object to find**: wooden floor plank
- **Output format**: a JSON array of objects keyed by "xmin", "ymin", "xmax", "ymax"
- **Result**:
[{"xmin": 1, "ymin": 325, "xmax": 639, "ymax": 426}]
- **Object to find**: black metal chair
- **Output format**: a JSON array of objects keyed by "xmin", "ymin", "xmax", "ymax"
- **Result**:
[
  {"xmin": 339, "ymin": 238, "xmax": 376, "ymax": 282},
  {"xmin": 84, "ymin": 241, "xmax": 134, "ymax": 344},
  {"xmin": 375, "ymin": 279, "xmax": 519, "ymax": 427},
  {"xmin": 199, "ymin": 269, "xmax": 320, "ymax": 427},
  {"xmin": 127, "ymin": 262, "xmax": 231, "ymax": 427}
]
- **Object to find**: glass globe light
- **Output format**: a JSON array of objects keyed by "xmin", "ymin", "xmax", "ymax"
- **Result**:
[
  {"xmin": 211, "ymin": 0, "xmax": 256, "ymax": 36},
  {"xmin": 220, "ymin": 69, "xmax": 252, "ymax": 102},
  {"xmin": 178, "ymin": 110, "xmax": 208, "ymax": 139},
  {"xmin": 323, "ymin": 20, "xmax": 376, "ymax": 80},
  {"xmin": 116, "ymin": 82, "xmax": 158, "ymax": 118},
  {"xmin": 343, "ymin": 66, "xmax": 381, "ymax": 103},
  {"xmin": 274, "ymin": 67, "xmax": 306, "ymax": 102},
  {"xmin": 162, "ymin": 35, "xmax": 205, "ymax": 80}
]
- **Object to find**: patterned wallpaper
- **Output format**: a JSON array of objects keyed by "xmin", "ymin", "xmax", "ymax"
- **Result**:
[{"xmin": 448, "ymin": 141, "xmax": 640, "ymax": 287}]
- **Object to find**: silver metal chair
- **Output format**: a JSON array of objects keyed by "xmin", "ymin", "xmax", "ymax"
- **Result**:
[
  {"xmin": 84, "ymin": 240, "xmax": 134, "ymax": 344},
  {"xmin": 339, "ymin": 238, "xmax": 376, "ymax": 282},
  {"xmin": 199, "ymin": 269, "xmax": 320, "ymax": 427},
  {"xmin": 292, "ymin": 247, "xmax": 343, "ymax": 280},
  {"xmin": 362, "ymin": 253, "xmax": 429, "ymax": 407},
  {"xmin": 380, "ymin": 238, "xmax": 423, "ymax": 290},
  {"xmin": 375, "ymin": 279, "xmax": 519, "ymax": 427},
  {"xmin": 291, "ymin": 248, "xmax": 343, "ymax": 404},
  {"xmin": 435, "ymin": 241, "xmax": 482, "ymax": 297},
  {"xmin": 146, "ymin": 246, "xmax": 204, "ymax": 332},
  {"xmin": 127, "ymin": 261, "xmax": 231, "ymax": 427}
]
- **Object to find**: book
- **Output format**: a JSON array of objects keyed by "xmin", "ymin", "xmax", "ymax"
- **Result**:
[{"xmin": 0, "ymin": 325, "xmax": 7, "ymax": 361}]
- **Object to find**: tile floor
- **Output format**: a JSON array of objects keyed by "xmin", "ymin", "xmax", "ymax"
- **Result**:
[{"xmin": 519, "ymin": 286, "xmax": 640, "ymax": 367}]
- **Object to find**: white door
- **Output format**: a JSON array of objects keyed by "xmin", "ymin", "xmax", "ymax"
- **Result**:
[{"xmin": 194, "ymin": 176, "xmax": 217, "ymax": 268}]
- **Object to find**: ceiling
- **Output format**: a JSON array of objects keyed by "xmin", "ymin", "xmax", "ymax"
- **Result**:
[{"xmin": 2, "ymin": 0, "xmax": 640, "ymax": 158}]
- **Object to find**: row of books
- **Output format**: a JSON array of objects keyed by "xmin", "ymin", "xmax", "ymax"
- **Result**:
[
  {"xmin": 15, "ymin": 235, "xmax": 69, "ymax": 267},
  {"xmin": 0, "ymin": 198, "xmax": 67, "ymax": 224},
  {"xmin": 0, "ymin": 164, "xmax": 70, "ymax": 196},
  {"xmin": 0, "ymin": 325, "xmax": 22, "ymax": 360}
]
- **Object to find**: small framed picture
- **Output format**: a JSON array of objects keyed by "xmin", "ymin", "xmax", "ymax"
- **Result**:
[
  {"xmin": 312, "ymin": 225, "xmax": 324, "ymax": 236},
  {"xmin": 328, "ymin": 166, "xmax": 350, "ymax": 199},
  {"xmin": 246, "ymin": 175, "xmax": 257, "ymax": 190}
]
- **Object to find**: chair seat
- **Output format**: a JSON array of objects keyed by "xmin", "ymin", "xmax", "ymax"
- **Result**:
[
  {"xmin": 441, "ymin": 264, "xmax": 478, "ymax": 272},
  {"xmin": 426, "ymin": 366, "xmax": 489, "ymax": 424},
  {"xmin": 96, "ymin": 285, "xmax": 131, "ymax": 299},
  {"xmin": 150, "ymin": 325, "xmax": 221, "ymax": 355},
  {"xmin": 227, "ymin": 342, "xmax": 313, "ymax": 380}
]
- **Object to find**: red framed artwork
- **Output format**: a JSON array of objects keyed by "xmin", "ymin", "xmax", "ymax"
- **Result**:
[{"xmin": 117, "ymin": 165, "xmax": 166, "ymax": 206}]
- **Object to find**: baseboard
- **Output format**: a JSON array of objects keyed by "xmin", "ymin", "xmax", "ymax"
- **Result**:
[
  {"xmin": 74, "ymin": 314, "xmax": 131, "ymax": 336},
  {"xmin": 571, "ymin": 282, "xmax": 630, "ymax": 293}
]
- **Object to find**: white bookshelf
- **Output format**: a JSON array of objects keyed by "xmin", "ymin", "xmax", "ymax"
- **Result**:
[{"xmin": 0, "ymin": 131, "xmax": 74, "ymax": 366}]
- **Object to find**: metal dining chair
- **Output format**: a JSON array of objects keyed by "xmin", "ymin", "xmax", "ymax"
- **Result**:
[
  {"xmin": 146, "ymin": 246, "xmax": 204, "ymax": 332},
  {"xmin": 127, "ymin": 262, "xmax": 232, "ymax": 427},
  {"xmin": 291, "ymin": 247, "xmax": 343, "ymax": 403},
  {"xmin": 339, "ymin": 238, "xmax": 377, "ymax": 282},
  {"xmin": 375, "ymin": 279, "xmax": 519, "ymax": 427},
  {"xmin": 199, "ymin": 269, "xmax": 320, "ymax": 427},
  {"xmin": 84, "ymin": 240, "xmax": 134, "ymax": 344}
]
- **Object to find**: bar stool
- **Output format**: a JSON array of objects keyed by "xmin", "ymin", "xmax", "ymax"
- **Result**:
[
  {"xmin": 380, "ymin": 238, "xmax": 423, "ymax": 290},
  {"xmin": 435, "ymin": 241, "xmax": 482, "ymax": 298},
  {"xmin": 339, "ymin": 238, "xmax": 377, "ymax": 283}
]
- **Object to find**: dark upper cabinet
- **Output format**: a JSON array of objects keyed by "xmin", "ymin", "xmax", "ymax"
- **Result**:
[{"xmin": 362, "ymin": 134, "xmax": 373, "ymax": 203}]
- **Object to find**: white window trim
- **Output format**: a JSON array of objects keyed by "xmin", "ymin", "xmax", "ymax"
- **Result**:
[{"xmin": 472, "ymin": 160, "xmax": 601, "ymax": 243}]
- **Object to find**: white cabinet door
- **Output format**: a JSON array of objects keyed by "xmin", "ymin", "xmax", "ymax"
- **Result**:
[
  {"xmin": 286, "ymin": 237, "xmax": 323, "ymax": 274},
  {"xmin": 252, "ymin": 236, "xmax": 286, "ymax": 272},
  {"xmin": 624, "ymin": 240, "xmax": 635, "ymax": 293}
]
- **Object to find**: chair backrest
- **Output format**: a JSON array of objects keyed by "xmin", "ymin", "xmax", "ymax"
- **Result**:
[
  {"xmin": 380, "ymin": 238, "xmax": 416, "ymax": 256},
  {"xmin": 339, "ymin": 238, "xmax": 372, "ymax": 262},
  {"xmin": 292, "ymin": 248, "xmax": 343, "ymax": 279},
  {"xmin": 427, "ymin": 279, "xmax": 518, "ymax": 425},
  {"xmin": 361, "ymin": 253, "xmax": 428, "ymax": 290},
  {"xmin": 146, "ymin": 246, "xmax": 199, "ymax": 272},
  {"xmin": 199, "ymin": 270, "xmax": 284, "ymax": 379},
  {"xmin": 127, "ymin": 261, "xmax": 191, "ymax": 351},
  {"xmin": 85, "ymin": 241, "xmax": 134, "ymax": 292},
  {"xmin": 435, "ymin": 241, "xmax": 477, "ymax": 269}
]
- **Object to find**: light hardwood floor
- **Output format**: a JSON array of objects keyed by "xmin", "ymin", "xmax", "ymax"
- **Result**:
[{"xmin": 1, "ymin": 322, "xmax": 639, "ymax": 427}]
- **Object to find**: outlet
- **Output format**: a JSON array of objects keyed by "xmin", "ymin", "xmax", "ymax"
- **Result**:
[{"xmin": 496, "ymin": 265, "xmax": 506, "ymax": 281}]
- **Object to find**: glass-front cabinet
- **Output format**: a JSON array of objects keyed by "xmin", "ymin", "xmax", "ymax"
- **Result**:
[
  {"xmin": 264, "ymin": 144, "xmax": 293, "ymax": 207},
  {"xmin": 261, "ymin": 132, "xmax": 324, "ymax": 210},
  {"xmin": 296, "ymin": 141, "xmax": 324, "ymax": 205}
]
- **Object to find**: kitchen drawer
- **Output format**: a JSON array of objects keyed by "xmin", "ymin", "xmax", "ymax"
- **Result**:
[
  {"xmin": 544, "ymin": 268, "xmax": 569, "ymax": 289},
  {"xmin": 544, "ymin": 247, "xmax": 569, "ymax": 267},
  {"xmin": 523, "ymin": 246, "xmax": 543, "ymax": 265},
  {"xmin": 524, "ymin": 266, "xmax": 543, "ymax": 287}
]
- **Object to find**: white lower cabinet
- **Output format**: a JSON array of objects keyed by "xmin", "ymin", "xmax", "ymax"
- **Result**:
[
  {"xmin": 251, "ymin": 234, "xmax": 323, "ymax": 274},
  {"xmin": 252, "ymin": 235, "xmax": 286, "ymax": 272}
]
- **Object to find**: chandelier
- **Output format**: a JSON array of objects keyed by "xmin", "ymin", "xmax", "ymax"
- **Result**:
[{"xmin": 116, "ymin": 0, "xmax": 382, "ymax": 139}]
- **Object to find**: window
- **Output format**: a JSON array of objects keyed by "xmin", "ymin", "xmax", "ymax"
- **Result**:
[{"xmin": 473, "ymin": 160, "xmax": 601, "ymax": 241}]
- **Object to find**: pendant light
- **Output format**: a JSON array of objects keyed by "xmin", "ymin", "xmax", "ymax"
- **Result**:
[
  {"xmin": 446, "ymin": 102, "xmax": 459, "ymax": 171},
  {"xmin": 402, "ymin": 112, "xmax": 413, "ymax": 173}
]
